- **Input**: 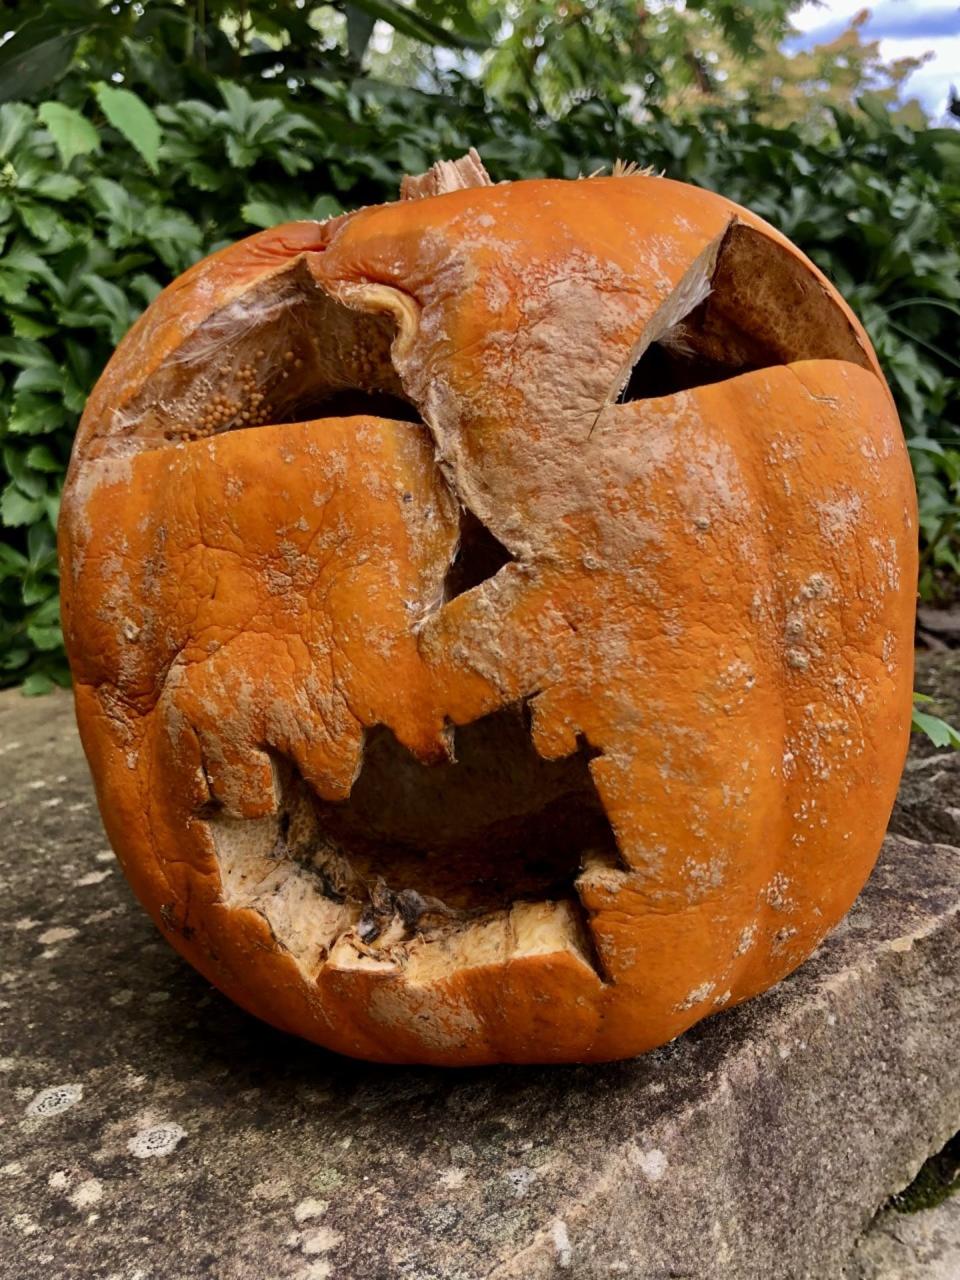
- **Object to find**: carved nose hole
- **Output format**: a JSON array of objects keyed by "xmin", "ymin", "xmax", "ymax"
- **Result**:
[{"xmin": 443, "ymin": 508, "xmax": 515, "ymax": 601}]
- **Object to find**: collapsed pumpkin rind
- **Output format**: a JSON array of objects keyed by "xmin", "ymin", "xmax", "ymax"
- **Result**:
[{"xmin": 59, "ymin": 171, "xmax": 917, "ymax": 1065}]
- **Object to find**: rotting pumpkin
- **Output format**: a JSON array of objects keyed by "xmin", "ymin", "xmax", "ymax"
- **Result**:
[{"xmin": 58, "ymin": 152, "xmax": 917, "ymax": 1066}]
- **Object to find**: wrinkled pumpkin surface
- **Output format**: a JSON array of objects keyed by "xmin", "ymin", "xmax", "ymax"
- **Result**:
[{"xmin": 59, "ymin": 155, "xmax": 916, "ymax": 1064}]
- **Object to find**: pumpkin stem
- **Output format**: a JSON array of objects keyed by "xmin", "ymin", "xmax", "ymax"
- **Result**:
[{"xmin": 400, "ymin": 148, "xmax": 493, "ymax": 200}]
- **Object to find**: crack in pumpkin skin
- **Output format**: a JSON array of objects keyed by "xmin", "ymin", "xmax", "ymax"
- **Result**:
[{"xmin": 60, "ymin": 170, "xmax": 916, "ymax": 1064}]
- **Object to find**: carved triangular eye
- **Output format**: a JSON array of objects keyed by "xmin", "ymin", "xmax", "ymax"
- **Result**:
[{"xmin": 617, "ymin": 220, "xmax": 872, "ymax": 403}]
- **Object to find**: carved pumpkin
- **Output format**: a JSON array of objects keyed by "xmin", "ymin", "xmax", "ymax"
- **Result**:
[{"xmin": 59, "ymin": 153, "xmax": 916, "ymax": 1065}]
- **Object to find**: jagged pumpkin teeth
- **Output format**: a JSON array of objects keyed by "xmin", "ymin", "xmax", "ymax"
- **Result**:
[{"xmin": 59, "ymin": 151, "xmax": 916, "ymax": 1066}]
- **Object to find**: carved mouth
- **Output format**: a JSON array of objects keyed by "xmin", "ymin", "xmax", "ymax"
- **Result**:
[{"xmin": 209, "ymin": 705, "xmax": 620, "ymax": 980}]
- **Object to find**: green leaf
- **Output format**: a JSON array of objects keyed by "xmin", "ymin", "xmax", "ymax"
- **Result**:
[
  {"xmin": 31, "ymin": 171, "xmax": 83, "ymax": 201},
  {"xmin": 0, "ymin": 336, "xmax": 52, "ymax": 369},
  {"xmin": 0, "ymin": 484, "xmax": 44, "ymax": 526},
  {"xmin": 14, "ymin": 365, "xmax": 64, "ymax": 395},
  {"xmin": 37, "ymin": 101, "xmax": 100, "ymax": 167},
  {"xmin": 7, "ymin": 393, "xmax": 66, "ymax": 436},
  {"xmin": 911, "ymin": 707, "xmax": 960, "ymax": 750},
  {"xmin": 18, "ymin": 200, "xmax": 66, "ymax": 242},
  {"xmin": 93, "ymin": 83, "xmax": 162, "ymax": 173},
  {"xmin": 0, "ymin": 103, "xmax": 36, "ymax": 158},
  {"xmin": 2, "ymin": 448, "xmax": 46, "ymax": 499},
  {"xmin": 24, "ymin": 445, "xmax": 61, "ymax": 473},
  {"xmin": 0, "ymin": 28, "xmax": 81, "ymax": 105},
  {"xmin": 241, "ymin": 194, "xmax": 342, "ymax": 229},
  {"xmin": 21, "ymin": 672, "xmax": 55, "ymax": 696},
  {"xmin": 8, "ymin": 311, "xmax": 56, "ymax": 339},
  {"xmin": 81, "ymin": 273, "xmax": 136, "ymax": 342},
  {"xmin": 26, "ymin": 622, "xmax": 63, "ymax": 651}
]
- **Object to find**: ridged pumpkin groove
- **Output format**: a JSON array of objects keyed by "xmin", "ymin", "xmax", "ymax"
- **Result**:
[{"xmin": 59, "ymin": 153, "xmax": 916, "ymax": 1065}]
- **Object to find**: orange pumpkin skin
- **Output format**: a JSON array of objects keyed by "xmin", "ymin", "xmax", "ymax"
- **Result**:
[{"xmin": 59, "ymin": 161, "xmax": 917, "ymax": 1065}]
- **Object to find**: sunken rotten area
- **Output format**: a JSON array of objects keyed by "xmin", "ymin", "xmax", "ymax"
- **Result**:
[{"xmin": 209, "ymin": 706, "xmax": 618, "ymax": 977}]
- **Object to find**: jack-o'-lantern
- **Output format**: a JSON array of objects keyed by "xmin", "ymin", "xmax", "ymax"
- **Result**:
[{"xmin": 59, "ymin": 152, "xmax": 916, "ymax": 1065}]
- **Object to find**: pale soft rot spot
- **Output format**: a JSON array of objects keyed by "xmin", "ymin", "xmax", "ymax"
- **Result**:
[
  {"xmin": 95, "ymin": 850, "xmax": 114, "ymax": 863},
  {"xmin": 0, "ymin": 1057, "xmax": 16, "ymax": 1072},
  {"xmin": 26, "ymin": 1083, "xmax": 83, "ymax": 1118},
  {"xmin": 13, "ymin": 918, "xmax": 40, "ymax": 931},
  {"xmin": 1, "ymin": 1161, "xmax": 23, "ymax": 1175},
  {"xmin": 38, "ymin": 927, "xmax": 78, "ymax": 946},
  {"xmin": 48, "ymin": 1170, "xmax": 69, "ymax": 1190},
  {"xmin": 127, "ymin": 1122, "xmax": 187, "ymax": 1158},
  {"xmin": 437, "ymin": 1168, "xmax": 466, "ymax": 1191},
  {"xmin": 817, "ymin": 491, "xmax": 863, "ymax": 541},
  {"xmin": 294, "ymin": 1198, "xmax": 329, "ymax": 1224},
  {"xmin": 635, "ymin": 1148, "xmax": 669, "ymax": 1182}
]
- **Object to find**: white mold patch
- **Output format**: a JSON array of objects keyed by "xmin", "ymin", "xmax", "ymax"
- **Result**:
[
  {"xmin": 735, "ymin": 922, "xmax": 758, "ymax": 957},
  {"xmin": 675, "ymin": 980, "xmax": 716, "ymax": 1012}
]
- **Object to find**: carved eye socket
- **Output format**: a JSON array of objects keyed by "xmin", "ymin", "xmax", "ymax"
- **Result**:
[
  {"xmin": 105, "ymin": 260, "xmax": 424, "ymax": 452},
  {"xmin": 617, "ymin": 221, "xmax": 872, "ymax": 403}
]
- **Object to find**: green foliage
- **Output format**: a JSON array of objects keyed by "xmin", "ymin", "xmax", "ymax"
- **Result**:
[
  {"xmin": 0, "ymin": 0, "xmax": 958, "ymax": 689},
  {"xmin": 912, "ymin": 695, "xmax": 960, "ymax": 750}
]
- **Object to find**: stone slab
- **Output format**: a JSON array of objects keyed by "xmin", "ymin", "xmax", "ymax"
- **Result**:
[
  {"xmin": 846, "ymin": 1196, "xmax": 960, "ymax": 1280},
  {"xmin": 1, "ymin": 687, "xmax": 958, "ymax": 1280}
]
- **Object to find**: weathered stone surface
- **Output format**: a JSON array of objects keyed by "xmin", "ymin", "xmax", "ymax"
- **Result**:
[
  {"xmin": 1, "ymin": 687, "xmax": 958, "ymax": 1280},
  {"xmin": 846, "ymin": 1197, "xmax": 960, "ymax": 1280}
]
